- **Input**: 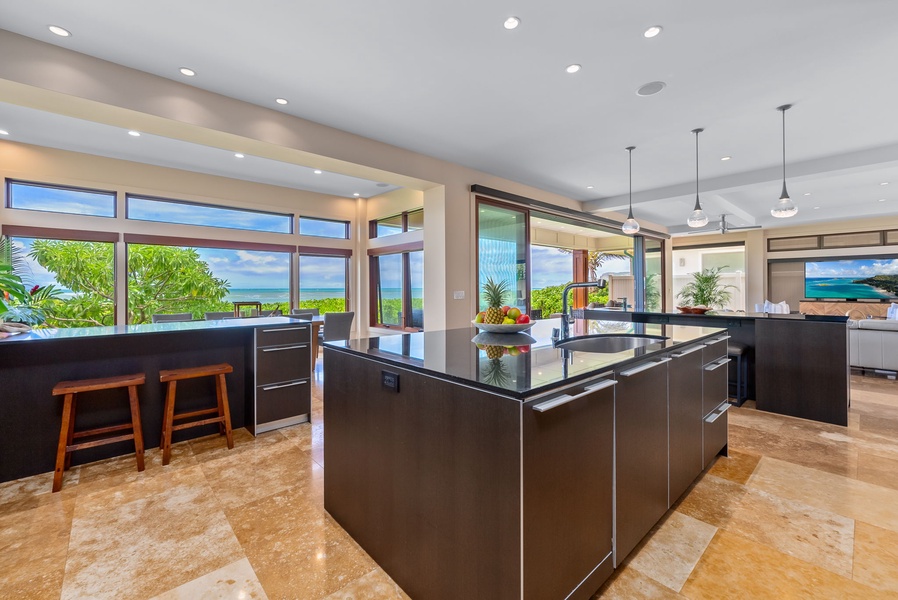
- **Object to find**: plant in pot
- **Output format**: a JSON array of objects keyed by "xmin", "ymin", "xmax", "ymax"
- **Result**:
[{"xmin": 677, "ymin": 266, "xmax": 736, "ymax": 312}]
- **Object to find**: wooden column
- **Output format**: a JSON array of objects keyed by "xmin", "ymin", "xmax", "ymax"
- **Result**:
[{"xmin": 573, "ymin": 249, "xmax": 590, "ymax": 308}]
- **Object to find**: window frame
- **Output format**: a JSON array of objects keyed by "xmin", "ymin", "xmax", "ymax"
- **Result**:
[
  {"xmin": 368, "ymin": 241, "xmax": 424, "ymax": 330},
  {"xmin": 125, "ymin": 193, "xmax": 294, "ymax": 234},
  {"xmin": 297, "ymin": 246, "xmax": 352, "ymax": 313},
  {"xmin": 368, "ymin": 208, "xmax": 424, "ymax": 239},
  {"xmin": 6, "ymin": 179, "xmax": 117, "ymax": 218},
  {"xmin": 298, "ymin": 216, "xmax": 351, "ymax": 240}
]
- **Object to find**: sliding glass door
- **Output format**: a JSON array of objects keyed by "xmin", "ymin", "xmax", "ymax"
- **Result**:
[{"xmin": 477, "ymin": 201, "xmax": 528, "ymax": 314}]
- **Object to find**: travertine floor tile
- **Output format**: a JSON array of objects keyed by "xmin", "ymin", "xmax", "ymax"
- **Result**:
[
  {"xmin": 728, "ymin": 423, "xmax": 858, "ymax": 477},
  {"xmin": 681, "ymin": 530, "xmax": 890, "ymax": 600},
  {"xmin": 853, "ymin": 521, "xmax": 898, "ymax": 594},
  {"xmin": 188, "ymin": 427, "xmax": 272, "ymax": 464},
  {"xmin": 0, "ymin": 470, "xmax": 78, "ymax": 516},
  {"xmin": 624, "ymin": 511, "xmax": 716, "ymax": 592},
  {"xmin": 857, "ymin": 451, "xmax": 898, "ymax": 492},
  {"xmin": 61, "ymin": 465, "xmax": 244, "ymax": 600},
  {"xmin": 748, "ymin": 456, "xmax": 898, "ymax": 533},
  {"xmin": 0, "ymin": 498, "xmax": 74, "ymax": 599},
  {"xmin": 280, "ymin": 420, "xmax": 324, "ymax": 467},
  {"xmin": 727, "ymin": 406, "xmax": 788, "ymax": 434},
  {"xmin": 594, "ymin": 566, "xmax": 686, "ymax": 599},
  {"xmin": 149, "ymin": 557, "xmax": 268, "ymax": 600},
  {"xmin": 322, "ymin": 567, "xmax": 410, "ymax": 600},
  {"xmin": 706, "ymin": 449, "xmax": 760, "ymax": 484}
]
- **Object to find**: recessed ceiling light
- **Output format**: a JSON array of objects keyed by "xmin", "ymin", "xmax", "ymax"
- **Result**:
[
  {"xmin": 720, "ymin": 156, "xmax": 731, "ymax": 161},
  {"xmin": 353, "ymin": 193, "xmax": 360, "ymax": 197},
  {"xmin": 128, "ymin": 130, "xmax": 141, "ymax": 137},
  {"xmin": 636, "ymin": 81, "xmax": 666, "ymax": 96},
  {"xmin": 814, "ymin": 206, "xmax": 820, "ymax": 210},
  {"xmin": 644, "ymin": 25, "xmax": 663, "ymax": 38},
  {"xmin": 275, "ymin": 98, "xmax": 288, "ymax": 105},
  {"xmin": 376, "ymin": 182, "xmax": 389, "ymax": 187},
  {"xmin": 0, "ymin": 129, "xmax": 8, "ymax": 136},
  {"xmin": 48, "ymin": 25, "xmax": 71, "ymax": 37},
  {"xmin": 586, "ymin": 185, "xmax": 594, "ymax": 189},
  {"xmin": 179, "ymin": 67, "xmax": 196, "ymax": 77},
  {"xmin": 565, "ymin": 64, "xmax": 581, "ymax": 74},
  {"xmin": 504, "ymin": 16, "xmax": 520, "ymax": 30},
  {"xmin": 803, "ymin": 192, "xmax": 811, "ymax": 196},
  {"xmin": 234, "ymin": 153, "xmax": 244, "ymax": 158},
  {"xmin": 879, "ymin": 198, "xmax": 886, "ymax": 202},
  {"xmin": 313, "ymin": 170, "xmax": 322, "ymax": 175},
  {"xmin": 881, "ymin": 182, "xmax": 890, "ymax": 186}
]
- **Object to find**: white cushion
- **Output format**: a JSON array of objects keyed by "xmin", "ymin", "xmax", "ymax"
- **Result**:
[{"xmin": 887, "ymin": 303, "xmax": 898, "ymax": 320}]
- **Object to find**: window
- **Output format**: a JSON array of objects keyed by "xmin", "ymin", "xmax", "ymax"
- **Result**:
[
  {"xmin": 673, "ymin": 244, "xmax": 745, "ymax": 311},
  {"xmin": 369, "ymin": 244, "xmax": 423, "ymax": 329},
  {"xmin": 370, "ymin": 208, "xmax": 424, "ymax": 238},
  {"xmin": 298, "ymin": 254, "xmax": 349, "ymax": 313},
  {"xmin": 299, "ymin": 217, "xmax": 350, "ymax": 239},
  {"xmin": 7, "ymin": 180, "xmax": 116, "ymax": 218},
  {"xmin": 126, "ymin": 241, "xmax": 291, "ymax": 323},
  {"xmin": 127, "ymin": 195, "xmax": 293, "ymax": 234},
  {"xmin": 4, "ymin": 233, "xmax": 116, "ymax": 327}
]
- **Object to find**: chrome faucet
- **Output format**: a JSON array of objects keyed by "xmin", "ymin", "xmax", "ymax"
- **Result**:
[{"xmin": 560, "ymin": 278, "xmax": 607, "ymax": 340}]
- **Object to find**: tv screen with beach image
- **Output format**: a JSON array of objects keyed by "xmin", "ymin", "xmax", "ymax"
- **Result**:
[{"xmin": 805, "ymin": 258, "xmax": 898, "ymax": 300}]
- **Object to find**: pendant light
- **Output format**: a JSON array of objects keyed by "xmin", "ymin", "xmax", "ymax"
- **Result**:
[
  {"xmin": 771, "ymin": 104, "xmax": 797, "ymax": 218},
  {"xmin": 621, "ymin": 146, "xmax": 640, "ymax": 235},
  {"xmin": 687, "ymin": 128, "xmax": 710, "ymax": 228}
]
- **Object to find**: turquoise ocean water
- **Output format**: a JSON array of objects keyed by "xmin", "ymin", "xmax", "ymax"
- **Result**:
[
  {"xmin": 224, "ymin": 288, "xmax": 422, "ymax": 302},
  {"xmin": 805, "ymin": 277, "xmax": 893, "ymax": 299}
]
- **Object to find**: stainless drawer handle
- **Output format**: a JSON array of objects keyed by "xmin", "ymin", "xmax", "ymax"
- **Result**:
[
  {"xmin": 261, "ymin": 326, "xmax": 307, "ymax": 333},
  {"xmin": 671, "ymin": 344, "xmax": 706, "ymax": 358},
  {"xmin": 619, "ymin": 357, "xmax": 671, "ymax": 377},
  {"xmin": 262, "ymin": 344, "xmax": 308, "ymax": 352},
  {"xmin": 262, "ymin": 380, "xmax": 308, "ymax": 391},
  {"xmin": 705, "ymin": 403, "xmax": 731, "ymax": 423},
  {"xmin": 704, "ymin": 358, "xmax": 731, "ymax": 371},
  {"xmin": 709, "ymin": 335, "xmax": 731, "ymax": 343},
  {"xmin": 533, "ymin": 379, "xmax": 617, "ymax": 412}
]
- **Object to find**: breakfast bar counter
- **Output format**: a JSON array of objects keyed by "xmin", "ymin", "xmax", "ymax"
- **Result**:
[{"xmin": 0, "ymin": 317, "xmax": 313, "ymax": 483}]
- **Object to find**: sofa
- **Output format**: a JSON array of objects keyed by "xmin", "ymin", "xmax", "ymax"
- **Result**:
[{"xmin": 849, "ymin": 319, "xmax": 898, "ymax": 372}]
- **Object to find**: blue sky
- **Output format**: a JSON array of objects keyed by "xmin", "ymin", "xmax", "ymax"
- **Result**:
[
  {"xmin": 11, "ymin": 182, "xmax": 115, "ymax": 217},
  {"xmin": 806, "ymin": 258, "xmax": 898, "ymax": 278}
]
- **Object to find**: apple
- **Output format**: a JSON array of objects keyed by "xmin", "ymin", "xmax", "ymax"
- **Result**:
[
  {"xmin": 508, "ymin": 346, "xmax": 521, "ymax": 356},
  {"xmin": 474, "ymin": 311, "xmax": 485, "ymax": 323},
  {"xmin": 507, "ymin": 307, "xmax": 522, "ymax": 320},
  {"xmin": 502, "ymin": 317, "xmax": 516, "ymax": 325},
  {"xmin": 517, "ymin": 345, "xmax": 530, "ymax": 353},
  {"xmin": 516, "ymin": 314, "xmax": 531, "ymax": 324},
  {"xmin": 501, "ymin": 305, "xmax": 511, "ymax": 315}
]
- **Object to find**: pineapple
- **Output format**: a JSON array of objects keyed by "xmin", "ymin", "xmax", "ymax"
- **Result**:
[
  {"xmin": 482, "ymin": 277, "xmax": 510, "ymax": 324},
  {"xmin": 481, "ymin": 350, "xmax": 511, "ymax": 388}
]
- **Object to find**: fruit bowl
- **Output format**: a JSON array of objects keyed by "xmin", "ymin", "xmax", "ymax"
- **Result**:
[
  {"xmin": 472, "ymin": 320, "xmax": 534, "ymax": 333},
  {"xmin": 472, "ymin": 331, "xmax": 537, "ymax": 346},
  {"xmin": 677, "ymin": 306, "xmax": 710, "ymax": 315}
]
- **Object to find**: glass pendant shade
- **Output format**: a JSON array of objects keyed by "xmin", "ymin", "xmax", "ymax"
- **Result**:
[
  {"xmin": 621, "ymin": 146, "xmax": 640, "ymax": 235},
  {"xmin": 687, "ymin": 128, "xmax": 709, "ymax": 228},
  {"xmin": 772, "ymin": 104, "xmax": 797, "ymax": 218}
]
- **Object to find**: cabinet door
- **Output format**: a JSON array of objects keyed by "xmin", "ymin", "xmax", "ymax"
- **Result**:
[
  {"xmin": 523, "ymin": 378, "xmax": 615, "ymax": 600},
  {"xmin": 615, "ymin": 358, "xmax": 669, "ymax": 566},
  {"xmin": 702, "ymin": 357, "xmax": 729, "ymax": 417},
  {"xmin": 668, "ymin": 346, "xmax": 704, "ymax": 503},
  {"xmin": 255, "ymin": 343, "xmax": 310, "ymax": 385},
  {"xmin": 256, "ymin": 378, "xmax": 310, "ymax": 427},
  {"xmin": 703, "ymin": 401, "xmax": 729, "ymax": 467}
]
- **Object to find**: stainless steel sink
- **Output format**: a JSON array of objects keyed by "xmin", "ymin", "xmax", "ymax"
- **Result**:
[{"xmin": 554, "ymin": 334, "xmax": 668, "ymax": 353}]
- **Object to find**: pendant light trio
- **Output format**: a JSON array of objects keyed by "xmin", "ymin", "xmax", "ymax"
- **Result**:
[{"xmin": 620, "ymin": 104, "xmax": 797, "ymax": 235}]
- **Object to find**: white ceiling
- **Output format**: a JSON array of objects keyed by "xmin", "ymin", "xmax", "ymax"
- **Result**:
[{"xmin": 1, "ymin": 0, "xmax": 898, "ymax": 233}]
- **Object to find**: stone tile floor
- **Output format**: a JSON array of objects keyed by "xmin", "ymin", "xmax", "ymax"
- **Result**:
[{"xmin": 2, "ymin": 369, "xmax": 897, "ymax": 599}]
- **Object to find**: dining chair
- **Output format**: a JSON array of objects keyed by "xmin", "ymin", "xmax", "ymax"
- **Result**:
[
  {"xmin": 151, "ymin": 312, "xmax": 193, "ymax": 323},
  {"xmin": 291, "ymin": 308, "xmax": 320, "ymax": 316},
  {"xmin": 204, "ymin": 311, "xmax": 234, "ymax": 320},
  {"xmin": 322, "ymin": 311, "xmax": 355, "ymax": 342}
]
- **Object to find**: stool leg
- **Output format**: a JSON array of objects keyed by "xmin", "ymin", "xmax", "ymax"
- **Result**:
[
  {"xmin": 128, "ymin": 384, "xmax": 146, "ymax": 472},
  {"xmin": 216, "ymin": 373, "xmax": 234, "ymax": 450},
  {"xmin": 161, "ymin": 380, "xmax": 177, "ymax": 466},
  {"xmin": 53, "ymin": 393, "xmax": 75, "ymax": 493},
  {"xmin": 64, "ymin": 393, "xmax": 78, "ymax": 471}
]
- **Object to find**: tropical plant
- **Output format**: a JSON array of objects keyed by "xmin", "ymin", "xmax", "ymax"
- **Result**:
[
  {"xmin": 556, "ymin": 249, "xmax": 632, "ymax": 283},
  {"xmin": 1, "ymin": 236, "xmax": 45, "ymax": 323},
  {"xmin": 676, "ymin": 267, "xmax": 736, "ymax": 309},
  {"xmin": 531, "ymin": 283, "xmax": 607, "ymax": 317},
  {"xmin": 645, "ymin": 272, "xmax": 661, "ymax": 312}
]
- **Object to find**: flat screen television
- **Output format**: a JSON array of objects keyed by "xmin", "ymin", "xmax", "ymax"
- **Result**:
[{"xmin": 805, "ymin": 258, "xmax": 898, "ymax": 300}]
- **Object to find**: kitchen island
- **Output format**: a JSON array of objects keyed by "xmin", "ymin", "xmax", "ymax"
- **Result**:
[
  {"xmin": 0, "ymin": 316, "xmax": 312, "ymax": 483},
  {"xmin": 323, "ymin": 318, "xmax": 729, "ymax": 600}
]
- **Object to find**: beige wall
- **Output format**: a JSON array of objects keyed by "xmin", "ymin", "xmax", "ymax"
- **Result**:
[{"xmin": 0, "ymin": 30, "xmax": 606, "ymax": 331}]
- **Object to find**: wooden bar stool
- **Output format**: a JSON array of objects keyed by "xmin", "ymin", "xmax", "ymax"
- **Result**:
[
  {"xmin": 52, "ymin": 373, "xmax": 147, "ymax": 493},
  {"xmin": 159, "ymin": 363, "xmax": 234, "ymax": 465}
]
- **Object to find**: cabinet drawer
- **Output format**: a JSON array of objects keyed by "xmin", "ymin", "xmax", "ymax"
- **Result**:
[
  {"xmin": 257, "ymin": 379, "xmax": 310, "ymax": 424},
  {"xmin": 256, "ymin": 343, "xmax": 311, "ymax": 385},
  {"xmin": 703, "ymin": 401, "xmax": 729, "ymax": 468},
  {"xmin": 702, "ymin": 357, "xmax": 729, "ymax": 416},
  {"xmin": 256, "ymin": 324, "xmax": 310, "ymax": 347},
  {"xmin": 702, "ymin": 336, "xmax": 729, "ymax": 364}
]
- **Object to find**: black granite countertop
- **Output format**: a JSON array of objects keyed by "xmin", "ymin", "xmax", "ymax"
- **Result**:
[
  {"xmin": 583, "ymin": 309, "xmax": 849, "ymax": 323},
  {"xmin": 0, "ymin": 316, "xmax": 308, "ymax": 345},
  {"xmin": 324, "ymin": 318, "xmax": 726, "ymax": 399}
]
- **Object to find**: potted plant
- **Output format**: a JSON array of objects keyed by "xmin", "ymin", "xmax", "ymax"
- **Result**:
[{"xmin": 677, "ymin": 266, "xmax": 736, "ymax": 310}]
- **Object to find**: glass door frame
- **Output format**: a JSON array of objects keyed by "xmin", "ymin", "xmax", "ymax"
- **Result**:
[{"xmin": 475, "ymin": 197, "xmax": 531, "ymax": 316}]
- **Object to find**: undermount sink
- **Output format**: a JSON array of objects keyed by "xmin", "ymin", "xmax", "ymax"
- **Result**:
[{"xmin": 554, "ymin": 334, "xmax": 668, "ymax": 353}]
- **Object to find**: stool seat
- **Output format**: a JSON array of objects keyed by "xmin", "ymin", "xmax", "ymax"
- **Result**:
[
  {"xmin": 159, "ymin": 362, "xmax": 234, "ymax": 465},
  {"xmin": 727, "ymin": 342, "xmax": 748, "ymax": 356},
  {"xmin": 52, "ymin": 372, "xmax": 146, "ymax": 492},
  {"xmin": 53, "ymin": 373, "xmax": 146, "ymax": 395},
  {"xmin": 159, "ymin": 363, "xmax": 233, "ymax": 382}
]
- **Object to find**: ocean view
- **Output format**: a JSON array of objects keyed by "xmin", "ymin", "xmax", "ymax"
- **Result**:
[
  {"xmin": 805, "ymin": 277, "xmax": 892, "ymax": 299},
  {"xmin": 224, "ymin": 287, "xmax": 422, "ymax": 302}
]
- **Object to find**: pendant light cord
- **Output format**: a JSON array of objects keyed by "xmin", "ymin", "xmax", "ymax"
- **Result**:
[
  {"xmin": 782, "ymin": 107, "xmax": 786, "ymax": 182},
  {"xmin": 696, "ymin": 130, "xmax": 700, "ymax": 197},
  {"xmin": 626, "ymin": 146, "xmax": 635, "ymax": 218}
]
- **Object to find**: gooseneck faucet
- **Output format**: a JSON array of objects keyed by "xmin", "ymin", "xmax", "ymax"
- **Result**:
[{"xmin": 559, "ymin": 278, "xmax": 607, "ymax": 341}]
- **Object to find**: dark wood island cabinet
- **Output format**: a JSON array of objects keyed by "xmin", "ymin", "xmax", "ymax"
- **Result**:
[{"xmin": 323, "ymin": 319, "xmax": 729, "ymax": 600}]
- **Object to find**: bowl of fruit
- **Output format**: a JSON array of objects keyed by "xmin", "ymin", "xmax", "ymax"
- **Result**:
[{"xmin": 473, "ymin": 277, "xmax": 534, "ymax": 333}]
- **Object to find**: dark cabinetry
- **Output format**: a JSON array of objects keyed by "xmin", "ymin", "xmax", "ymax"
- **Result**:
[
  {"xmin": 248, "ymin": 323, "xmax": 311, "ymax": 434},
  {"xmin": 523, "ymin": 377, "xmax": 615, "ymax": 599},
  {"xmin": 614, "ymin": 357, "xmax": 670, "ymax": 566},
  {"xmin": 668, "ymin": 344, "xmax": 705, "ymax": 503},
  {"xmin": 702, "ymin": 335, "xmax": 730, "ymax": 468}
]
